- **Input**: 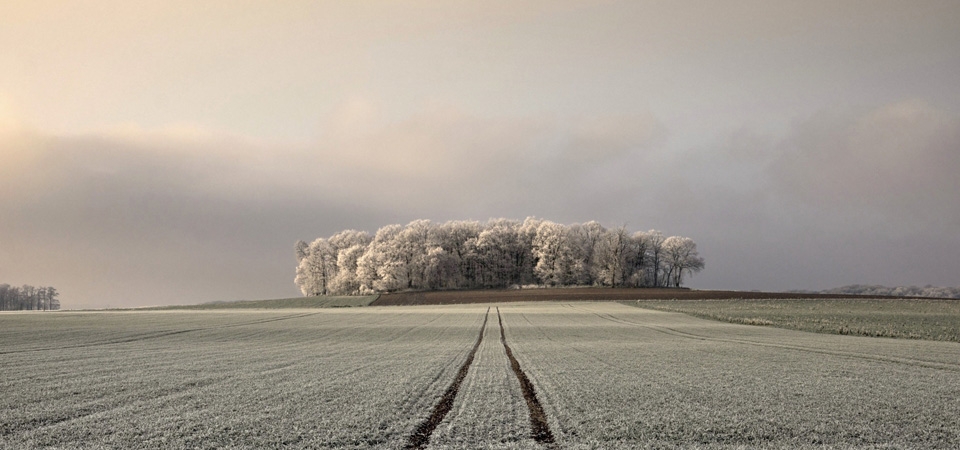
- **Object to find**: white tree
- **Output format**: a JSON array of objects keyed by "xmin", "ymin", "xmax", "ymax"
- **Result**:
[
  {"xmin": 294, "ymin": 238, "xmax": 337, "ymax": 296},
  {"xmin": 329, "ymin": 244, "xmax": 367, "ymax": 294},
  {"xmin": 424, "ymin": 246, "xmax": 459, "ymax": 290},
  {"xmin": 569, "ymin": 221, "xmax": 606, "ymax": 285},
  {"xmin": 357, "ymin": 224, "xmax": 406, "ymax": 293},
  {"xmin": 594, "ymin": 226, "xmax": 631, "ymax": 287},
  {"xmin": 476, "ymin": 219, "xmax": 522, "ymax": 287},
  {"xmin": 295, "ymin": 240, "xmax": 309, "ymax": 262},
  {"xmin": 638, "ymin": 230, "xmax": 667, "ymax": 287},
  {"xmin": 296, "ymin": 218, "xmax": 704, "ymax": 295},
  {"xmin": 662, "ymin": 236, "xmax": 705, "ymax": 287},
  {"xmin": 533, "ymin": 221, "xmax": 583, "ymax": 286},
  {"xmin": 398, "ymin": 220, "xmax": 433, "ymax": 290}
]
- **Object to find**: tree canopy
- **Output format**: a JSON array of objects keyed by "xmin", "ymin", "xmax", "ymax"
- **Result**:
[
  {"xmin": 295, "ymin": 218, "xmax": 704, "ymax": 296},
  {"xmin": 0, "ymin": 284, "xmax": 61, "ymax": 311}
]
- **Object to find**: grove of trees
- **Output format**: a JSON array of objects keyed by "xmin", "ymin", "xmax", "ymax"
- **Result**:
[
  {"xmin": 0, "ymin": 284, "xmax": 61, "ymax": 311},
  {"xmin": 295, "ymin": 218, "xmax": 705, "ymax": 296}
]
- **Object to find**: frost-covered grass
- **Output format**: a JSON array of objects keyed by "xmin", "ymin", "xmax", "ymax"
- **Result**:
[
  {"xmin": 627, "ymin": 297, "xmax": 960, "ymax": 342},
  {"xmin": 427, "ymin": 316, "xmax": 533, "ymax": 449},
  {"xmin": 4, "ymin": 303, "xmax": 960, "ymax": 448},
  {"xmin": 500, "ymin": 302, "xmax": 960, "ymax": 449},
  {"xmin": 0, "ymin": 308, "xmax": 484, "ymax": 449}
]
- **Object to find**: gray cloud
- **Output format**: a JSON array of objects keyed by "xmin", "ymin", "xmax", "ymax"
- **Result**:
[
  {"xmin": 3, "ymin": 99, "xmax": 958, "ymax": 308},
  {"xmin": 643, "ymin": 100, "xmax": 960, "ymax": 291},
  {"xmin": 769, "ymin": 100, "xmax": 960, "ymax": 236},
  {"xmin": 0, "ymin": 109, "xmax": 667, "ymax": 308}
]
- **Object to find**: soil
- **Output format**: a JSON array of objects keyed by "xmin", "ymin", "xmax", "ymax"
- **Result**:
[{"xmin": 372, "ymin": 287, "xmax": 894, "ymax": 306}]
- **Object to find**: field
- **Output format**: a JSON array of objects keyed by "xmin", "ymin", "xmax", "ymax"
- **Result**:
[
  {"xmin": 630, "ymin": 297, "xmax": 960, "ymax": 342},
  {"xmin": 145, "ymin": 295, "xmax": 379, "ymax": 310},
  {"xmin": 2, "ymin": 301, "xmax": 959, "ymax": 448}
]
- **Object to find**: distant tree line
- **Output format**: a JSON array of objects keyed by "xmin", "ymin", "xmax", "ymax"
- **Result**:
[
  {"xmin": 822, "ymin": 285, "xmax": 960, "ymax": 299},
  {"xmin": 0, "ymin": 284, "xmax": 61, "ymax": 311},
  {"xmin": 295, "ymin": 218, "xmax": 704, "ymax": 296}
]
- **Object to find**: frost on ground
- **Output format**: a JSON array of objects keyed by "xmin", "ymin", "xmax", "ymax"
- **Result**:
[
  {"xmin": 426, "ymin": 313, "xmax": 533, "ymax": 449},
  {"xmin": 2, "ymin": 303, "xmax": 959, "ymax": 449},
  {"xmin": 501, "ymin": 302, "xmax": 960, "ymax": 449},
  {"xmin": 0, "ymin": 308, "xmax": 485, "ymax": 449}
]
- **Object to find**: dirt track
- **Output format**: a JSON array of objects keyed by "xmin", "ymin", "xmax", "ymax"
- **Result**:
[{"xmin": 371, "ymin": 287, "xmax": 895, "ymax": 306}]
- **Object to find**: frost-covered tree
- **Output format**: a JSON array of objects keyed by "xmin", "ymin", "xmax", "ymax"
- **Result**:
[
  {"xmin": 0, "ymin": 283, "xmax": 62, "ymax": 311},
  {"xmin": 398, "ymin": 220, "xmax": 433, "ymax": 290},
  {"xmin": 424, "ymin": 246, "xmax": 459, "ymax": 290},
  {"xmin": 569, "ymin": 221, "xmax": 606, "ymax": 285},
  {"xmin": 638, "ymin": 230, "xmax": 667, "ymax": 287},
  {"xmin": 295, "ymin": 218, "xmax": 704, "ymax": 294},
  {"xmin": 432, "ymin": 220, "xmax": 482, "ymax": 288},
  {"xmin": 295, "ymin": 240, "xmax": 309, "ymax": 262},
  {"xmin": 662, "ymin": 236, "xmax": 705, "ymax": 288},
  {"xmin": 357, "ymin": 224, "xmax": 407, "ymax": 293},
  {"xmin": 531, "ymin": 220, "xmax": 595, "ymax": 286},
  {"xmin": 476, "ymin": 219, "xmax": 523, "ymax": 287},
  {"xmin": 295, "ymin": 238, "xmax": 337, "ymax": 296},
  {"xmin": 627, "ymin": 230, "xmax": 651, "ymax": 287},
  {"xmin": 595, "ymin": 226, "xmax": 631, "ymax": 287}
]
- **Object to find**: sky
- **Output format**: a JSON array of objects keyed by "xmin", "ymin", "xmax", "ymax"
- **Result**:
[{"xmin": 1, "ymin": 1, "xmax": 959, "ymax": 308}]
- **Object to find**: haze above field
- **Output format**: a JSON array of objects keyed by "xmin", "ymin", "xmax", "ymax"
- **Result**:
[{"xmin": 2, "ymin": 1, "xmax": 959, "ymax": 308}]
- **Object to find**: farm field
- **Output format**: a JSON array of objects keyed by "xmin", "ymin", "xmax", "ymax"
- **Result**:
[
  {"xmin": 629, "ymin": 297, "xmax": 960, "ymax": 342},
  {"xmin": 3, "ymin": 302, "xmax": 959, "ymax": 448},
  {"xmin": 144, "ymin": 295, "xmax": 379, "ymax": 310}
]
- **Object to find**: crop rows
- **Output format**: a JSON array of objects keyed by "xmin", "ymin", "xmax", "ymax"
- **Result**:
[
  {"xmin": 629, "ymin": 297, "xmax": 960, "ymax": 342},
  {"xmin": 501, "ymin": 302, "xmax": 960, "ymax": 448},
  {"xmin": 1, "ymin": 309, "xmax": 486, "ymax": 448},
  {"xmin": 3, "ymin": 302, "xmax": 959, "ymax": 448}
]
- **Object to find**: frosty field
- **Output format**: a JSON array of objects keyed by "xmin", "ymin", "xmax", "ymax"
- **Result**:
[{"xmin": 2, "ymin": 303, "xmax": 959, "ymax": 449}]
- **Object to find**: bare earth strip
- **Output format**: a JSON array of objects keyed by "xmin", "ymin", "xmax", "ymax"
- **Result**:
[
  {"xmin": 500, "ymin": 302, "xmax": 960, "ymax": 449},
  {"xmin": 371, "ymin": 288, "xmax": 908, "ymax": 306},
  {"xmin": 497, "ymin": 307, "xmax": 556, "ymax": 447}
]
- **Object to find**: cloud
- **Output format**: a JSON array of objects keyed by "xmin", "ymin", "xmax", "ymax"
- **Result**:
[
  {"xmin": 769, "ymin": 100, "xmax": 960, "ymax": 235},
  {"xmin": 306, "ymin": 102, "xmax": 667, "ymax": 218},
  {"xmin": 0, "ymin": 105, "xmax": 667, "ymax": 307},
  {"xmin": 4, "ymin": 98, "xmax": 957, "ymax": 307}
]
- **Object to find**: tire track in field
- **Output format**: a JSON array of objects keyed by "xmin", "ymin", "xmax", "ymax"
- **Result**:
[
  {"xmin": 497, "ymin": 308, "xmax": 557, "ymax": 447},
  {"xmin": 405, "ymin": 308, "xmax": 489, "ymax": 450},
  {"xmin": 578, "ymin": 306, "xmax": 960, "ymax": 373},
  {"xmin": 0, "ymin": 312, "xmax": 322, "ymax": 355}
]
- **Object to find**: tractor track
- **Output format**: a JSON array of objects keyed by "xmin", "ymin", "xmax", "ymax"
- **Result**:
[
  {"xmin": 405, "ymin": 308, "xmax": 489, "ymax": 449},
  {"xmin": 497, "ymin": 307, "xmax": 557, "ymax": 448}
]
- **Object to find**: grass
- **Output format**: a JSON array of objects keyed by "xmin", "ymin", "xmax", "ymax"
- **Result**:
[
  {"xmin": 626, "ymin": 297, "xmax": 960, "ymax": 342},
  {"xmin": 3, "ymin": 303, "xmax": 959, "ymax": 448},
  {"xmin": 0, "ymin": 308, "xmax": 484, "ymax": 449},
  {"xmin": 501, "ymin": 302, "xmax": 960, "ymax": 448},
  {"xmin": 143, "ymin": 295, "xmax": 379, "ymax": 310}
]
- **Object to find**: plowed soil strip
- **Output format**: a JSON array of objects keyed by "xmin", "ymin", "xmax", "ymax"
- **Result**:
[
  {"xmin": 497, "ymin": 307, "xmax": 556, "ymax": 446},
  {"xmin": 405, "ymin": 308, "xmax": 490, "ymax": 450}
]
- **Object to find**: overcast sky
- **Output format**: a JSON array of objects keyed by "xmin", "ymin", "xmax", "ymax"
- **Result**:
[{"xmin": 2, "ymin": 1, "xmax": 958, "ymax": 308}]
